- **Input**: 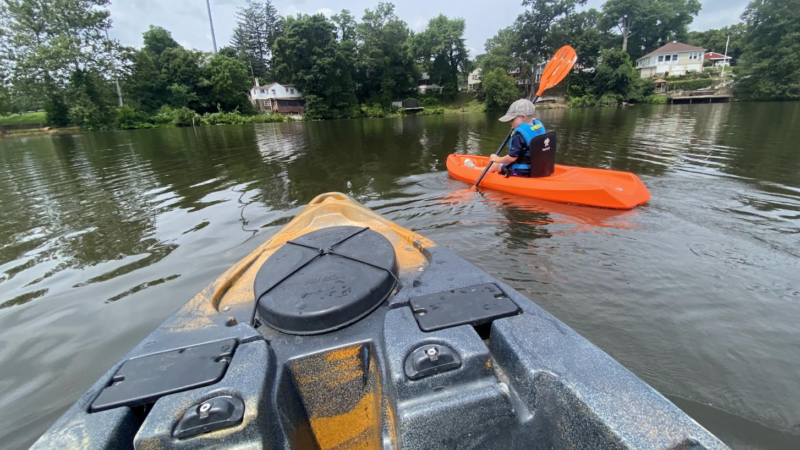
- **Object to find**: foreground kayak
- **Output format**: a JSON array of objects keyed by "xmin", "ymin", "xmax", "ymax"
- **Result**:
[
  {"xmin": 34, "ymin": 193, "xmax": 726, "ymax": 449},
  {"xmin": 447, "ymin": 154, "xmax": 651, "ymax": 209}
]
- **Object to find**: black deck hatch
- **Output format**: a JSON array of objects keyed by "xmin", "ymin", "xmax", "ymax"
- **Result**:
[
  {"xmin": 91, "ymin": 339, "xmax": 238, "ymax": 412},
  {"xmin": 410, "ymin": 283, "xmax": 519, "ymax": 332}
]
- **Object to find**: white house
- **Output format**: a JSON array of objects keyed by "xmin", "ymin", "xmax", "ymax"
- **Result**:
[
  {"xmin": 636, "ymin": 42, "xmax": 705, "ymax": 78},
  {"xmin": 467, "ymin": 68, "xmax": 482, "ymax": 91},
  {"xmin": 249, "ymin": 80, "xmax": 304, "ymax": 114},
  {"xmin": 417, "ymin": 72, "xmax": 442, "ymax": 94}
]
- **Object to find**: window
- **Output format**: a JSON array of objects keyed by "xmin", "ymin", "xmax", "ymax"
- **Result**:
[
  {"xmin": 472, "ymin": 75, "xmax": 479, "ymax": 80},
  {"xmin": 290, "ymin": 89, "xmax": 295, "ymax": 94},
  {"xmin": 658, "ymin": 55, "xmax": 664, "ymax": 62},
  {"xmin": 673, "ymin": 54, "xmax": 678, "ymax": 61},
  {"xmin": 272, "ymin": 89, "xmax": 276, "ymax": 95},
  {"xmin": 260, "ymin": 89, "xmax": 265, "ymax": 94}
]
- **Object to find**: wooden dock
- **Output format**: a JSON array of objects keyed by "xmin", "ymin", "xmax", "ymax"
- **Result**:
[{"xmin": 668, "ymin": 87, "xmax": 732, "ymax": 104}]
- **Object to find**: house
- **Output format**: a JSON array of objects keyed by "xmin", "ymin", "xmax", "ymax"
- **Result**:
[
  {"xmin": 705, "ymin": 52, "xmax": 732, "ymax": 67},
  {"xmin": 467, "ymin": 68, "xmax": 481, "ymax": 91},
  {"xmin": 636, "ymin": 41, "xmax": 705, "ymax": 78},
  {"xmin": 417, "ymin": 72, "xmax": 442, "ymax": 94},
  {"xmin": 249, "ymin": 80, "xmax": 304, "ymax": 114}
]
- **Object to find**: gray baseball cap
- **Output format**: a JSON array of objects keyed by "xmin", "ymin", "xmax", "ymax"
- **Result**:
[{"xmin": 499, "ymin": 99, "xmax": 536, "ymax": 122}]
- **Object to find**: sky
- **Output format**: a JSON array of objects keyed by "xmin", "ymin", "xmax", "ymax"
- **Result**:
[{"xmin": 107, "ymin": 0, "xmax": 751, "ymax": 57}]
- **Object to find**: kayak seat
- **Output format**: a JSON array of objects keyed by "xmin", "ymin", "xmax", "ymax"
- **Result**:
[{"xmin": 528, "ymin": 131, "xmax": 557, "ymax": 178}]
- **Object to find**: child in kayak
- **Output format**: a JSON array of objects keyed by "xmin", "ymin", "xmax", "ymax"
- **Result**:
[{"xmin": 465, "ymin": 99, "xmax": 545, "ymax": 177}]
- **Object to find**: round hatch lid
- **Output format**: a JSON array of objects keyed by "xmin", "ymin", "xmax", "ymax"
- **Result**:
[{"xmin": 254, "ymin": 226, "xmax": 398, "ymax": 335}]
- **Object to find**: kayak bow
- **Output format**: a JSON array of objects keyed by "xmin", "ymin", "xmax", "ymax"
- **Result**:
[{"xmin": 34, "ymin": 193, "xmax": 724, "ymax": 450}]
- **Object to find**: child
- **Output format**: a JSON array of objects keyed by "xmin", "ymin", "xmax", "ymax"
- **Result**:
[{"xmin": 472, "ymin": 99, "xmax": 546, "ymax": 177}]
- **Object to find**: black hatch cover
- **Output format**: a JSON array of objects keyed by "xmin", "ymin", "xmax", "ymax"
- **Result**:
[
  {"xmin": 411, "ymin": 283, "xmax": 519, "ymax": 332},
  {"xmin": 91, "ymin": 339, "xmax": 237, "ymax": 412},
  {"xmin": 255, "ymin": 226, "xmax": 398, "ymax": 335}
]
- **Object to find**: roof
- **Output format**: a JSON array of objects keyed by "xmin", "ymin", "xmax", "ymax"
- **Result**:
[
  {"xmin": 640, "ymin": 42, "xmax": 705, "ymax": 59},
  {"xmin": 705, "ymin": 52, "xmax": 731, "ymax": 60},
  {"xmin": 252, "ymin": 82, "xmax": 297, "ymax": 90},
  {"xmin": 654, "ymin": 78, "xmax": 667, "ymax": 83}
]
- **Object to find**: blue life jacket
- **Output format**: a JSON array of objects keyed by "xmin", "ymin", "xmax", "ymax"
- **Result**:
[{"xmin": 507, "ymin": 120, "xmax": 546, "ymax": 172}]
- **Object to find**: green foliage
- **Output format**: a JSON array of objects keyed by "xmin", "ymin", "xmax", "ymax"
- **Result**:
[
  {"xmin": 416, "ymin": 107, "xmax": 445, "ymax": 116},
  {"xmin": 642, "ymin": 95, "xmax": 667, "ymax": 104},
  {"xmin": 481, "ymin": 68, "xmax": 520, "ymax": 109},
  {"xmin": 513, "ymin": 0, "xmax": 586, "ymax": 96},
  {"xmin": 546, "ymin": 8, "xmax": 609, "ymax": 69},
  {"xmin": 355, "ymin": 3, "xmax": 418, "ymax": 106},
  {"xmin": 0, "ymin": 111, "xmax": 47, "ymax": 125},
  {"xmin": 117, "ymin": 105, "xmax": 152, "ymax": 129},
  {"xmin": 272, "ymin": 14, "xmax": 359, "ymax": 119},
  {"xmin": 478, "ymin": 27, "xmax": 519, "ymax": 74},
  {"xmin": 67, "ymin": 69, "xmax": 118, "ymax": 130},
  {"xmin": 230, "ymin": 0, "xmax": 282, "ymax": 80},
  {"xmin": 736, "ymin": 0, "xmax": 800, "ymax": 101},
  {"xmin": 412, "ymin": 15, "xmax": 469, "ymax": 98},
  {"xmin": 688, "ymin": 23, "xmax": 746, "ymax": 61},
  {"xmin": 592, "ymin": 49, "xmax": 639, "ymax": 102},
  {"xmin": 419, "ymin": 96, "xmax": 442, "ymax": 107},
  {"xmin": 568, "ymin": 95, "xmax": 598, "ymax": 107},
  {"xmin": 206, "ymin": 54, "xmax": 252, "ymax": 111},
  {"xmin": 600, "ymin": 0, "xmax": 702, "ymax": 60}
]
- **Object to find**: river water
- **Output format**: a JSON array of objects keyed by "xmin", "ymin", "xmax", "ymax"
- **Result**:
[{"xmin": 1, "ymin": 103, "xmax": 799, "ymax": 449}]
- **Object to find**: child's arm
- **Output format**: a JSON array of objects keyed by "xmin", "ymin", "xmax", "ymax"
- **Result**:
[{"xmin": 490, "ymin": 154, "xmax": 517, "ymax": 164}]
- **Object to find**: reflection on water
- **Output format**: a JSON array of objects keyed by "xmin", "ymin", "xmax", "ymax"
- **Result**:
[{"xmin": 1, "ymin": 103, "xmax": 800, "ymax": 449}]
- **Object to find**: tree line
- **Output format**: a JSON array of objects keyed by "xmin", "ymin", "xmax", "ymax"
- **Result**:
[{"xmin": 0, "ymin": 0, "xmax": 796, "ymax": 129}]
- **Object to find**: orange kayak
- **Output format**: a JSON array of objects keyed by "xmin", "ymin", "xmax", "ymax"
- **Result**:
[{"xmin": 446, "ymin": 154, "xmax": 651, "ymax": 209}]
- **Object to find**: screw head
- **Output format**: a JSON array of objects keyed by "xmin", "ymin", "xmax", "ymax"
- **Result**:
[
  {"xmin": 199, "ymin": 402, "xmax": 211, "ymax": 413},
  {"xmin": 426, "ymin": 347, "xmax": 438, "ymax": 356}
]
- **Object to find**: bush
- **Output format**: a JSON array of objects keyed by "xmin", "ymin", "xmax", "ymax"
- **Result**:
[
  {"xmin": 117, "ymin": 106, "xmax": 152, "ymax": 129},
  {"xmin": 359, "ymin": 103, "xmax": 388, "ymax": 118},
  {"xmin": 481, "ymin": 67, "xmax": 520, "ymax": 109},
  {"xmin": 642, "ymin": 95, "xmax": 668, "ymax": 104},
  {"xmin": 419, "ymin": 96, "xmax": 442, "ymax": 107},
  {"xmin": 416, "ymin": 107, "xmax": 445, "ymax": 116},
  {"xmin": 568, "ymin": 95, "xmax": 598, "ymax": 108}
]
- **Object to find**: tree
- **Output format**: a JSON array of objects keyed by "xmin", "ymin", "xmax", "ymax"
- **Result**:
[
  {"xmin": 205, "ymin": 53, "xmax": 252, "ymax": 111},
  {"xmin": 125, "ymin": 27, "xmax": 206, "ymax": 112},
  {"xmin": 412, "ymin": 14, "xmax": 469, "ymax": 97},
  {"xmin": 591, "ymin": 48, "xmax": 652, "ymax": 102},
  {"xmin": 736, "ymin": 0, "xmax": 800, "ymax": 100},
  {"xmin": 600, "ymin": 0, "xmax": 702, "ymax": 60},
  {"xmin": 355, "ymin": 2, "xmax": 418, "ymax": 105},
  {"xmin": 479, "ymin": 27, "xmax": 519, "ymax": 74},
  {"xmin": 230, "ymin": 0, "xmax": 281, "ymax": 81},
  {"xmin": 513, "ymin": 0, "xmax": 586, "ymax": 96},
  {"xmin": 0, "ymin": 0, "xmax": 124, "ymax": 125},
  {"xmin": 481, "ymin": 68, "xmax": 520, "ymax": 108},
  {"xmin": 546, "ymin": 9, "xmax": 609, "ymax": 69},
  {"xmin": 688, "ymin": 23, "xmax": 746, "ymax": 61},
  {"xmin": 272, "ymin": 14, "xmax": 359, "ymax": 119}
]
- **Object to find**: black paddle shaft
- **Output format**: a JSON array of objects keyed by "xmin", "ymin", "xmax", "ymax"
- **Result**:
[{"xmin": 473, "ymin": 95, "xmax": 540, "ymax": 189}]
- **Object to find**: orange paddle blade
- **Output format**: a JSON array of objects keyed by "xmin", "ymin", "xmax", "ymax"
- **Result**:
[{"xmin": 536, "ymin": 46, "xmax": 578, "ymax": 97}]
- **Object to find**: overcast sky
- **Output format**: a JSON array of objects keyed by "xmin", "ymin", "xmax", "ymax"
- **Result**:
[{"xmin": 107, "ymin": 0, "xmax": 750, "ymax": 57}]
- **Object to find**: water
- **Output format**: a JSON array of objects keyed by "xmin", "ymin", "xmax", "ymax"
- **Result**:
[{"xmin": 1, "ymin": 103, "xmax": 799, "ymax": 449}]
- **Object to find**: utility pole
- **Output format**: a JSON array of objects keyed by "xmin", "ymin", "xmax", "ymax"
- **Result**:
[
  {"xmin": 105, "ymin": 28, "xmax": 123, "ymax": 107},
  {"xmin": 206, "ymin": 0, "xmax": 218, "ymax": 53},
  {"xmin": 721, "ymin": 35, "xmax": 730, "ymax": 78}
]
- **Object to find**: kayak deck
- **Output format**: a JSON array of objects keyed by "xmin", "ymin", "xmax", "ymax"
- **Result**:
[
  {"xmin": 34, "ymin": 193, "xmax": 725, "ymax": 450},
  {"xmin": 447, "ymin": 154, "xmax": 651, "ymax": 209}
]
